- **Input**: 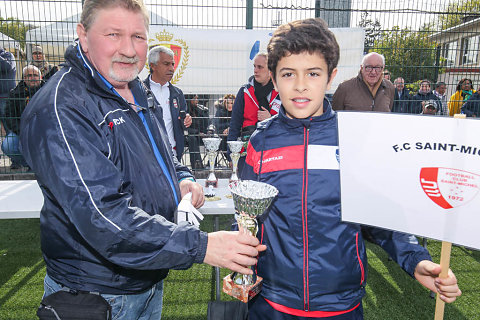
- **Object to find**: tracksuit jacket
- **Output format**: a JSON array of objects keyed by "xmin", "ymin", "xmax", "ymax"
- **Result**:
[
  {"xmin": 19, "ymin": 42, "xmax": 208, "ymax": 294},
  {"xmin": 227, "ymin": 75, "xmax": 281, "ymax": 144},
  {"xmin": 243, "ymin": 100, "xmax": 431, "ymax": 316}
]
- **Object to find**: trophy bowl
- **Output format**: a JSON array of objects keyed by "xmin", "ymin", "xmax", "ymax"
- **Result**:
[
  {"xmin": 223, "ymin": 180, "xmax": 279, "ymax": 302},
  {"xmin": 227, "ymin": 140, "xmax": 244, "ymax": 183}
]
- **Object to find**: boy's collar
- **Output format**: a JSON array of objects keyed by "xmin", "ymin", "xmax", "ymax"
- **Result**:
[{"xmin": 279, "ymin": 98, "xmax": 334, "ymax": 126}]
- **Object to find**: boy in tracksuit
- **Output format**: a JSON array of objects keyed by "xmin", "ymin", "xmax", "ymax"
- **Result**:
[{"xmin": 242, "ymin": 18, "xmax": 462, "ymax": 319}]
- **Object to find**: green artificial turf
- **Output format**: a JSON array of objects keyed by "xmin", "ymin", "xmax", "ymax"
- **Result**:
[{"xmin": 0, "ymin": 218, "xmax": 479, "ymax": 319}]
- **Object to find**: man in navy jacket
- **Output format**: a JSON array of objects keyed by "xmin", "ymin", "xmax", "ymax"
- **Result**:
[{"xmin": 20, "ymin": 1, "xmax": 264, "ymax": 318}]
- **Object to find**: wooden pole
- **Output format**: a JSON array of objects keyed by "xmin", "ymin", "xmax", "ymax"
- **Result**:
[
  {"xmin": 434, "ymin": 241, "xmax": 452, "ymax": 320},
  {"xmin": 435, "ymin": 113, "xmax": 463, "ymax": 320}
]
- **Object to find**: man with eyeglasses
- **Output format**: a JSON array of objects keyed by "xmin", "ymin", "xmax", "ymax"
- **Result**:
[
  {"xmin": 2, "ymin": 65, "xmax": 44, "ymax": 170},
  {"xmin": 332, "ymin": 52, "xmax": 395, "ymax": 112}
]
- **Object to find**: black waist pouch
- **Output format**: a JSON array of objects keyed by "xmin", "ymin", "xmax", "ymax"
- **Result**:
[{"xmin": 37, "ymin": 290, "xmax": 111, "ymax": 320}]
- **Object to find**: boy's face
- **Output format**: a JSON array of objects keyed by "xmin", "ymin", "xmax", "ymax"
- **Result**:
[{"xmin": 272, "ymin": 51, "xmax": 336, "ymax": 119}]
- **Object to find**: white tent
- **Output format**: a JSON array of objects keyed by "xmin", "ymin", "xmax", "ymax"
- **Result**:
[{"xmin": 0, "ymin": 32, "xmax": 19, "ymax": 51}]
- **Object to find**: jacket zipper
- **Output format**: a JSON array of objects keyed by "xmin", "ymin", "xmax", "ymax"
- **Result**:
[
  {"xmin": 356, "ymin": 232, "xmax": 365, "ymax": 284},
  {"xmin": 302, "ymin": 126, "xmax": 310, "ymax": 311}
]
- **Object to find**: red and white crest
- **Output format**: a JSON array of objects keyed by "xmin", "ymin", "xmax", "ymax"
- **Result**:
[
  {"xmin": 148, "ymin": 30, "xmax": 189, "ymax": 84},
  {"xmin": 420, "ymin": 167, "xmax": 480, "ymax": 209}
]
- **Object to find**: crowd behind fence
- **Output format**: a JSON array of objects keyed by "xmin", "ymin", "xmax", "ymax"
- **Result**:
[{"xmin": 1, "ymin": 0, "xmax": 479, "ymax": 175}]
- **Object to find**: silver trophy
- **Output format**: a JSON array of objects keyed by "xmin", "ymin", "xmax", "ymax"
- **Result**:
[
  {"xmin": 227, "ymin": 140, "xmax": 244, "ymax": 183},
  {"xmin": 202, "ymin": 137, "xmax": 222, "ymax": 189},
  {"xmin": 223, "ymin": 180, "xmax": 278, "ymax": 302}
]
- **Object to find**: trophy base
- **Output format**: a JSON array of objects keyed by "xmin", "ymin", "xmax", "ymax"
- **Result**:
[
  {"xmin": 205, "ymin": 179, "xmax": 218, "ymax": 188},
  {"xmin": 223, "ymin": 273, "xmax": 263, "ymax": 303}
]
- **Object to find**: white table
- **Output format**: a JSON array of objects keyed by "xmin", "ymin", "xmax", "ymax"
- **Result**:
[
  {"xmin": 0, "ymin": 180, "xmax": 44, "ymax": 219},
  {"xmin": 0, "ymin": 179, "xmax": 234, "ymax": 219}
]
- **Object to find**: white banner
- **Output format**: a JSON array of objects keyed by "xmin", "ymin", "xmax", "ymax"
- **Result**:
[
  {"xmin": 338, "ymin": 112, "xmax": 480, "ymax": 250},
  {"xmin": 142, "ymin": 26, "xmax": 364, "ymax": 95}
]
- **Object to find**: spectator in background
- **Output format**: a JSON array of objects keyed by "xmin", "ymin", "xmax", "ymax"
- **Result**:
[
  {"xmin": 420, "ymin": 100, "xmax": 438, "ymax": 115},
  {"xmin": 0, "ymin": 46, "xmax": 16, "ymax": 137},
  {"xmin": 392, "ymin": 77, "xmax": 411, "ymax": 113},
  {"xmin": 31, "ymin": 45, "xmax": 59, "ymax": 81},
  {"xmin": 227, "ymin": 52, "xmax": 281, "ymax": 176},
  {"xmin": 215, "ymin": 94, "xmax": 235, "ymax": 160},
  {"xmin": 185, "ymin": 93, "xmax": 209, "ymax": 169},
  {"xmin": 448, "ymin": 78, "xmax": 475, "ymax": 116},
  {"xmin": 433, "ymin": 81, "xmax": 448, "ymax": 116},
  {"xmin": 332, "ymin": 52, "xmax": 395, "ymax": 112},
  {"xmin": 215, "ymin": 94, "xmax": 235, "ymax": 136},
  {"xmin": 461, "ymin": 89, "xmax": 480, "ymax": 117},
  {"xmin": 383, "ymin": 69, "xmax": 391, "ymax": 82},
  {"xmin": 410, "ymin": 79, "xmax": 441, "ymax": 114},
  {"xmin": 144, "ymin": 45, "xmax": 192, "ymax": 161},
  {"xmin": 2, "ymin": 65, "xmax": 44, "ymax": 170}
]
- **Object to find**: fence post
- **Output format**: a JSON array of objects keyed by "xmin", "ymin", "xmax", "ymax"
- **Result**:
[{"xmin": 246, "ymin": 0, "xmax": 253, "ymax": 29}]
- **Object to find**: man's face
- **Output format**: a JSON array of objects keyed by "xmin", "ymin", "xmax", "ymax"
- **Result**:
[
  {"xmin": 394, "ymin": 78, "xmax": 404, "ymax": 91},
  {"xmin": 77, "ymin": 6, "xmax": 148, "ymax": 89},
  {"xmin": 383, "ymin": 71, "xmax": 391, "ymax": 81},
  {"xmin": 150, "ymin": 52, "xmax": 175, "ymax": 85},
  {"xmin": 360, "ymin": 54, "xmax": 384, "ymax": 87},
  {"xmin": 24, "ymin": 68, "xmax": 42, "ymax": 88},
  {"xmin": 32, "ymin": 51, "xmax": 44, "ymax": 62},
  {"xmin": 423, "ymin": 103, "xmax": 436, "ymax": 115},
  {"xmin": 436, "ymin": 84, "xmax": 446, "ymax": 95},
  {"xmin": 272, "ymin": 51, "xmax": 336, "ymax": 119},
  {"xmin": 253, "ymin": 55, "xmax": 270, "ymax": 86},
  {"xmin": 419, "ymin": 82, "xmax": 431, "ymax": 94}
]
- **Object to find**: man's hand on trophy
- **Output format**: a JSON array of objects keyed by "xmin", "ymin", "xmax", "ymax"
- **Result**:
[
  {"xmin": 204, "ymin": 231, "xmax": 267, "ymax": 274},
  {"xmin": 179, "ymin": 179, "xmax": 204, "ymax": 208}
]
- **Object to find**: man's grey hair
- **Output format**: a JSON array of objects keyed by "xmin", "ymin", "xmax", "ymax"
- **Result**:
[
  {"xmin": 148, "ymin": 46, "xmax": 174, "ymax": 66},
  {"xmin": 23, "ymin": 65, "xmax": 41, "ymax": 78},
  {"xmin": 436, "ymin": 81, "xmax": 446, "ymax": 88},
  {"xmin": 80, "ymin": 0, "xmax": 149, "ymax": 31},
  {"xmin": 361, "ymin": 52, "xmax": 385, "ymax": 66}
]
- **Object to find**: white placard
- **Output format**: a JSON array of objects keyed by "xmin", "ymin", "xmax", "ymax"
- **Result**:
[{"xmin": 338, "ymin": 112, "xmax": 480, "ymax": 250}]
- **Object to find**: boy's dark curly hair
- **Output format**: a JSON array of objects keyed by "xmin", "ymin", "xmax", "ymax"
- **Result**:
[{"xmin": 267, "ymin": 18, "xmax": 340, "ymax": 81}]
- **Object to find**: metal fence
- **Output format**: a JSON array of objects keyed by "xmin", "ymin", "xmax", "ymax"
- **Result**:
[{"xmin": 1, "ymin": 0, "xmax": 479, "ymax": 175}]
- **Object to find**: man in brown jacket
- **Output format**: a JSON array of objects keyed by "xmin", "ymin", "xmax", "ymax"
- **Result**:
[{"xmin": 332, "ymin": 52, "xmax": 395, "ymax": 112}]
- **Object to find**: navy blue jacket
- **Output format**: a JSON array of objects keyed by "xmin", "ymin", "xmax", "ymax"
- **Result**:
[
  {"xmin": 392, "ymin": 88, "xmax": 411, "ymax": 113},
  {"xmin": 461, "ymin": 91, "xmax": 480, "ymax": 117},
  {"xmin": 243, "ymin": 100, "xmax": 431, "ymax": 313},
  {"xmin": 0, "ymin": 48, "xmax": 16, "ymax": 97},
  {"xmin": 144, "ymin": 76, "xmax": 188, "ymax": 160},
  {"xmin": 410, "ymin": 91, "xmax": 441, "ymax": 114},
  {"xmin": 20, "ymin": 43, "xmax": 208, "ymax": 294}
]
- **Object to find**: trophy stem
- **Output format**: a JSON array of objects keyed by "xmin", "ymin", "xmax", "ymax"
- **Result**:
[
  {"xmin": 206, "ymin": 151, "xmax": 218, "ymax": 188},
  {"xmin": 230, "ymin": 152, "xmax": 241, "ymax": 183},
  {"xmin": 232, "ymin": 215, "xmax": 258, "ymax": 286}
]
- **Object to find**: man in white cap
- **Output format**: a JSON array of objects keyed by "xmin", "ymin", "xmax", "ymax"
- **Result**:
[{"xmin": 31, "ymin": 44, "xmax": 58, "ymax": 81}]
